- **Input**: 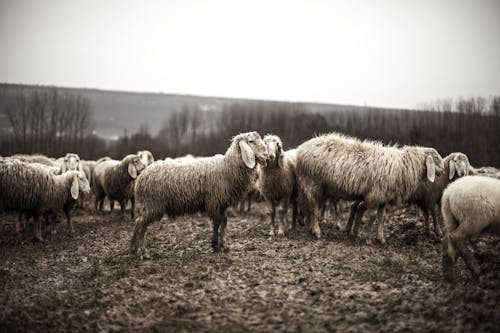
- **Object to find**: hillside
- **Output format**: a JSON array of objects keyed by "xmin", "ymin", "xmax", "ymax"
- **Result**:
[{"xmin": 0, "ymin": 83, "xmax": 382, "ymax": 139}]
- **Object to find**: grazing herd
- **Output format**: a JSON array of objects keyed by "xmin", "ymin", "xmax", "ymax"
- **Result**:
[{"xmin": 1, "ymin": 131, "xmax": 499, "ymax": 282}]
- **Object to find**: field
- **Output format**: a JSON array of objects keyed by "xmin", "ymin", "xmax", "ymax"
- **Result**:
[{"xmin": 1, "ymin": 200, "xmax": 499, "ymax": 332}]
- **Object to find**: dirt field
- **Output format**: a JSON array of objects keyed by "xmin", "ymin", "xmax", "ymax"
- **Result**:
[{"xmin": 1, "ymin": 200, "xmax": 499, "ymax": 333}]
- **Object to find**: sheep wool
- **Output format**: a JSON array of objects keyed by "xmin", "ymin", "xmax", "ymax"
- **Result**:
[
  {"xmin": 441, "ymin": 175, "xmax": 500, "ymax": 281},
  {"xmin": 130, "ymin": 131, "xmax": 269, "ymax": 257},
  {"xmin": 296, "ymin": 132, "xmax": 444, "ymax": 242}
]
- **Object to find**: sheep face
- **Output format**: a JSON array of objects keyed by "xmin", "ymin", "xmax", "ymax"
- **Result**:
[
  {"xmin": 263, "ymin": 135, "xmax": 284, "ymax": 168},
  {"xmin": 449, "ymin": 153, "xmax": 470, "ymax": 180},
  {"xmin": 138, "ymin": 150, "xmax": 154, "ymax": 167},
  {"xmin": 425, "ymin": 149, "xmax": 444, "ymax": 182},
  {"xmin": 123, "ymin": 154, "xmax": 146, "ymax": 179},
  {"xmin": 77, "ymin": 170, "xmax": 91, "ymax": 194},
  {"xmin": 236, "ymin": 132, "xmax": 269, "ymax": 169},
  {"xmin": 62, "ymin": 153, "xmax": 82, "ymax": 173}
]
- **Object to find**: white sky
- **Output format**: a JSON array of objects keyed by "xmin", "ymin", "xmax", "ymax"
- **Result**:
[{"xmin": 0, "ymin": 0, "xmax": 499, "ymax": 109}]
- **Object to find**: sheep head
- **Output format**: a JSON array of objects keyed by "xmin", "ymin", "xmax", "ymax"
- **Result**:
[
  {"xmin": 62, "ymin": 153, "xmax": 82, "ymax": 173},
  {"xmin": 424, "ymin": 148, "xmax": 444, "ymax": 182},
  {"xmin": 234, "ymin": 132, "xmax": 268, "ymax": 169},
  {"xmin": 448, "ymin": 153, "xmax": 470, "ymax": 180},
  {"xmin": 138, "ymin": 150, "xmax": 154, "ymax": 167},
  {"xmin": 123, "ymin": 154, "xmax": 146, "ymax": 179},
  {"xmin": 263, "ymin": 134, "xmax": 285, "ymax": 168}
]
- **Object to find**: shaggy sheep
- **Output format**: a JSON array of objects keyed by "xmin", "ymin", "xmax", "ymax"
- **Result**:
[
  {"xmin": 258, "ymin": 135, "xmax": 298, "ymax": 236},
  {"xmin": 0, "ymin": 159, "xmax": 90, "ymax": 241},
  {"xmin": 93, "ymin": 155, "xmax": 145, "ymax": 218},
  {"xmin": 441, "ymin": 175, "xmax": 500, "ymax": 281},
  {"xmin": 296, "ymin": 133, "xmax": 444, "ymax": 243},
  {"xmin": 407, "ymin": 152, "xmax": 470, "ymax": 236},
  {"xmin": 130, "ymin": 131, "xmax": 269, "ymax": 257},
  {"xmin": 9, "ymin": 154, "xmax": 58, "ymax": 168}
]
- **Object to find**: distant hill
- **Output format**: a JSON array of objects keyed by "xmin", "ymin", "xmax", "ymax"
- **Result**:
[{"xmin": 0, "ymin": 83, "xmax": 400, "ymax": 139}]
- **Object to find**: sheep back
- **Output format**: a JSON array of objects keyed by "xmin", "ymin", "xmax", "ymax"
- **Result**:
[{"xmin": 297, "ymin": 133, "xmax": 434, "ymax": 207}]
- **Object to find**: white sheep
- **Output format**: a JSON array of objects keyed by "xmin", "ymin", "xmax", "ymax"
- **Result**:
[
  {"xmin": 296, "ymin": 133, "xmax": 444, "ymax": 243},
  {"xmin": 92, "ymin": 155, "xmax": 146, "ymax": 218},
  {"xmin": 0, "ymin": 159, "xmax": 90, "ymax": 241},
  {"xmin": 258, "ymin": 135, "xmax": 298, "ymax": 236},
  {"xmin": 441, "ymin": 175, "xmax": 500, "ymax": 281},
  {"xmin": 130, "ymin": 131, "xmax": 269, "ymax": 257}
]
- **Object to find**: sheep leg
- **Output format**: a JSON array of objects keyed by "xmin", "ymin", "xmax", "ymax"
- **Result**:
[
  {"xmin": 277, "ymin": 201, "xmax": 288, "ymax": 236},
  {"xmin": 119, "ymin": 200, "xmax": 127, "ymax": 218},
  {"xmin": 449, "ymin": 224, "xmax": 481, "ymax": 280},
  {"xmin": 130, "ymin": 197, "xmax": 136, "ymax": 219},
  {"xmin": 211, "ymin": 215, "xmax": 222, "ymax": 252},
  {"xmin": 319, "ymin": 201, "xmax": 326, "ymax": 224},
  {"xmin": 33, "ymin": 215, "xmax": 43, "ymax": 242},
  {"xmin": 246, "ymin": 194, "xmax": 252, "ymax": 212},
  {"xmin": 219, "ymin": 213, "xmax": 229, "ymax": 252},
  {"xmin": 64, "ymin": 205, "xmax": 74, "ymax": 235},
  {"xmin": 346, "ymin": 200, "xmax": 361, "ymax": 236},
  {"xmin": 109, "ymin": 199, "xmax": 115, "ymax": 212},
  {"xmin": 311, "ymin": 203, "xmax": 322, "ymax": 239},
  {"xmin": 375, "ymin": 205, "xmax": 387, "ymax": 244},
  {"xmin": 431, "ymin": 205, "xmax": 442, "ymax": 237},
  {"xmin": 442, "ymin": 236, "xmax": 456, "ymax": 283},
  {"xmin": 291, "ymin": 199, "xmax": 298, "ymax": 229},
  {"xmin": 422, "ymin": 208, "xmax": 431, "ymax": 236},
  {"xmin": 365, "ymin": 214, "xmax": 377, "ymax": 245},
  {"xmin": 351, "ymin": 202, "xmax": 367, "ymax": 239},
  {"xmin": 130, "ymin": 213, "xmax": 156, "ymax": 258},
  {"xmin": 16, "ymin": 213, "xmax": 23, "ymax": 237},
  {"xmin": 269, "ymin": 204, "xmax": 276, "ymax": 236}
]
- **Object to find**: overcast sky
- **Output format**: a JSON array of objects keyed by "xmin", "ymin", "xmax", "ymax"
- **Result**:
[{"xmin": 0, "ymin": 0, "xmax": 499, "ymax": 109}]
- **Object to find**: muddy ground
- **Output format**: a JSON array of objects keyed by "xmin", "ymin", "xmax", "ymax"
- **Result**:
[{"xmin": 0, "ymin": 200, "xmax": 499, "ymax": 333}]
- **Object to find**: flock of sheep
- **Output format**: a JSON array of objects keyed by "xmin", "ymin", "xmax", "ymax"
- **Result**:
[{"xmin": 1, "ymin": 131, "xmax": 499, "ymax": 282}]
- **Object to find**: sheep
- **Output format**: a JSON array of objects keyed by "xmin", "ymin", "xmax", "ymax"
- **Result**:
[
  {"xmin": 9, "ymin": 154, "xmax": 58, "ymax": 168},
  {"xmin": 441, "ymin": 175, "xmax": 500, "ymax": 281},
  {"xmin": 92, "ymin": 158, "xmax": 117, "ymax": 211},
  {"xmin": 258, "ymin": 135, "xmax": 298, "ymax": 236},
  {"xmin": 0, "ymin": 159, "xmax": 90, "ymax": 241},
  {"xmin": 82, "ymin": 160, "xmax": 97, "ymax": 186},
  {"xmin": 406, "ymin": 152, "xmax": 470, "ymax": 237},
  {"xmin": 93, "ymin": 154, "xmax": 146, "ymax": 218},
  {"xmin": 130, "ymin": 131, "xmax": 269, "ymax": 257},
  {"xmin": 137, "ymin": 150, "xmax": 155, "ymax": 167},
  {"xmin": 296, "ymin": 132, "xmax": 444, "ymax": 243}
]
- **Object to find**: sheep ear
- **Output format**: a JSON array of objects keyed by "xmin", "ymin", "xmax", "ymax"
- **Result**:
[
  {"xmin": 128, "ymin": 163, "xmax": 138, "ymax": 179},
  {"xmin": 239, "ymin": 140, "xmax": 256, "ymax": 169},
  {"xmin": 449, "ymin": 159, "xmax": 456, "ymax": 180},
  {"xmin": 70, "ymin": 176, "xmax": 79, "ymax": 200},
  {"xmin": 426, "ymin": 155, "xmax": 436, "ymax": 183},
  {"xmin": 61, "ymin": 164, "xmax": 66, "ymax": 174},
  {"xmin": 277, "ymin": 145, "xmax": 285, "ymax": 168}
]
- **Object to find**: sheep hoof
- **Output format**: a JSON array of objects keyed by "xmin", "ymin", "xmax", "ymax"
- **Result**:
[
  {"xmin": 378, "ymin": 237, "xmax": 386, "ymax": 245},
  {"xmin": 269, "ymin": 229, "xmax": 275, "ymax": 236},
  {"xmin": 212, "ymin": 244, "xmax": 221, "ymax": 253},
  {"xmin": 365, "ymin": 238, "xmax": 373, "ymax": 246},
  {"xmin": 277, "ymin": 230, "xmax": 285, "ymax": 237}
]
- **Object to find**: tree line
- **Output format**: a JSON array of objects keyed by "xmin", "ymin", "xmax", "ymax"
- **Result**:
[{"xmin": 1, "ymin": 88, "xmax": 499, "ymax": 167}]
